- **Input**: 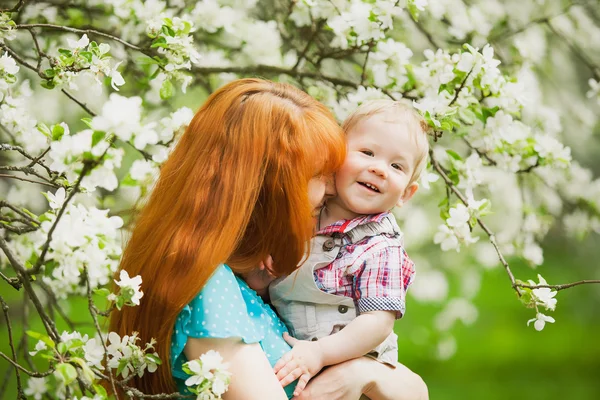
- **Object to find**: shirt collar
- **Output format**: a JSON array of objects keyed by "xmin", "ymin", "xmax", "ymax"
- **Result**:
[{"xmin": 317, "ymin": 212, "xmax": 392, "ymax": 235}]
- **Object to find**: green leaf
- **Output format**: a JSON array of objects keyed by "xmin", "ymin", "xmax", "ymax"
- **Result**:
[
  {"xmin": 81, "ymin": 117, "xmax": 93, "ymax": 128},
  {"xmin": 93, "ymin": 383, "xmax": 108, "ymax": 398},
  {"xmin": 407, "ymin": 2, "xmax": 420, "ymax": 21},
  {"xmin": 80, "ymin": 51, "xmax": 93, "ymax": 63},
  {"xmin": 446, "ymin": 150, "xmax": 462, "ymax": 161},
  {"xmin": 116, "ymin": 356, "xmax": 129, "ymax": 376},
  {"xmin": 58, "ymin": 48, "xmax": 73, "ymax": 57},
  {"xmin": 57, "ymin": 342, "xmax": 68, "ymax": 355},
  {"xmin": 51, "ymin": 124, "xmax": 65, "ymax": 141},
  {"xmin": 161, "ymin": 25, "xmax": 176, "ymax": 37},
  {"xmin": 151, "ymin": 36, "xmax": 167, "ymax": 48},
  {"xmin": 26, "ymin": 331, "xmax": 56, "ymax": 349},
  {"xmin": 56, "ymin": 362, "xmax": 78, "ymax": 385},
  {"xmin": 94, "ymin": 288, "xmax": 111, "ymax": 297},
  {"xmin": 160, "ymin": 79, "xmax": 174, "ymax": 100},
  {"xmin": 145, "ymin": 353, "xmax": 162, "ymax": 365},
  {"xmin": 116, "ymin": 296, "xmax": 125, "ymax": 310},
  {"xmin": 44, "ymin": 68, "xmax": 56, "ymax": 78},
  {"xmin": 71, "ymin": 357, "xmax": 96, "ymax": 383},
  {"xmin": 92, "ymin": 130, "xmax": 106, "ymax": 147},
  {"xmin": 37, "ymin": 123, "xmax": 52, "ymax": 138},
  {"xmin": 120, "ymin": 174, "xmax": 138, "ymax": 186},
  {"xmin": 41, "ymin": 80, "xmax": 56, "ymax": 90},
  {"xmin": 438, "ymin": 197, "xmax": 449, "ymax": 208}
]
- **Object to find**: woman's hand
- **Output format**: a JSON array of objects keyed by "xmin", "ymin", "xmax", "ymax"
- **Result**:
[
  {"xmin": 293, "ymin": 356, "xmax": 428, "ymax": 400},
  {"xmin": 291, "ymin": 357, "xmax": 366, "ymax": 400}
]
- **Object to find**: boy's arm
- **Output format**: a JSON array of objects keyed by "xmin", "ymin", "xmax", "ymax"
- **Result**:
[
  {"xmin": 318, "ymin": 309, "xmax": 395, "ymax": 366},
  {"xmin": 273, "ymin": 310, "xmax": 395, "ymax": 396}
]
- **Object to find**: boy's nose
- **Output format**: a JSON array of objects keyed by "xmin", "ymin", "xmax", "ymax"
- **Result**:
[{"xmin": 369, "ymin": 163, "xmax": 387, "ymax": 178}]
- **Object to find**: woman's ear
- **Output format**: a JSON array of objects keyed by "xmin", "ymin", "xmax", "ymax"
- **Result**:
[{"xmin": 397, "ymin": 183, "xmax": 419, "ymax": 207}]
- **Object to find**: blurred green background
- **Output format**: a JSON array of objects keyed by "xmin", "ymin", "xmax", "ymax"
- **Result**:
[{"xmin": 2, "ymin": 229, "xmax": 599, "ymax": 399}]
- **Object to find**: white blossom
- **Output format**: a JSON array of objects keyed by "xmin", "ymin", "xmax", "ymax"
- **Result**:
[
  {"xmin": 114, "ymin": 270, "xmax": 144, "ymax": 305},
  {"xmin": 24, "ymin": 377, "xmax": 47, "ymax": 400},
  {"xmin": 527, "ymin": 312, "xmax": 555, "ymax": 331}
]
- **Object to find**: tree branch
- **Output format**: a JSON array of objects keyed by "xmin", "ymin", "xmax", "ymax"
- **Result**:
[
  {"xmin": 0, "ymin": 295, "xmax": 26, "ymax": 399},
  {"xmin": 61, "ymin": 89, "xmax": 97, "ymax": 117},
  {"xmin": 429, "ymin": 149, "xmax": 522, "ymax": 295},
  {"xmin": 193, "ymin": 65, "xmax": 359, "ymax": 89},
  {"xmin": 0, "ymin": 353, "xmax": 54, "ymax": 378},
  {"xmin": 84, "ymin": 268, "xmax": 119, "ymax": 400},
  {"xmin": 545, "ymin": 20, "xmax": 600, "ymax": 80},
  {"xmin": 15, "ymin": 24, "xmax": 148, "ymax": 53},
  {"xmin": 0, "ymin": 236, "xmax": 60, "ymax": 340},
  {"xmin": 0, "ymin": 0, "xmax": 28, "ymax": 13},
  {"xmin": 516, "ymin": 279, "xmax": 600, "ymax": 292}
]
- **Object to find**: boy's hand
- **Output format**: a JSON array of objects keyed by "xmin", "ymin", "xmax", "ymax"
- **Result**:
[{"xmin": 274, "ymin": 332, "xmax": 325, "ymax": 397}]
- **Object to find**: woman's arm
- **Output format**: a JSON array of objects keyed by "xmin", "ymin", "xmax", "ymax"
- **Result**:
[
  {"xmin": 184, "ymin": 337, "xmax": 288, "ymax": 400},
  {"xmin": 293, "ymin": 356, "xmax": 428, "ymax": 400}
]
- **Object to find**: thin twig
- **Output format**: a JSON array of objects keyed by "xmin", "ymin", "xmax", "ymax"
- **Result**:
[
  {"xmin": 0, "ymin": 236, "xmax": 60, "ymax": 340},
  {"xmin": 0, "ymin": 295, "xmax": 26, "ymax": 399},
  {"xmin": 61, "ymin": 89, "xmax": 97, "ymax": 116},
  {"xmin": 516, "ymin": 280, "xmax": 600, "ymax": 292},
  {"xmin": 293, "ymin": 20, "xmax": 325, "ymax": 71},
  {"xmin": 489, "ymin": 1, "xmax": 582, "ymax": 42},
  {"xmin": 16, "ymin": 24, "xmax": 147, "ymax": 53},
  {"xmin": 545, "ymin": 21, "xmax": 600, "ymax": 80},
  {"xmin": 84, "ymin": 267, "xmax": 119, "ymax": 400},
  {"xmin": 0, "ymin": 173, "xmax": 59, "ymax": 188},
  {"xmin": 0, "ymin": 0, "xmax": 28, "ymax": 13},
  {"xmin": 0, "ymin": 43, "xmax": 46, "ymax": 78},
  {"xmin": 449, "ymin": 68, "xmax": 473, "ymax": 107},
  {"xmin": 0, "ymin": 144, "xmax": 57, "ymax": 179},
  {"xmin": 193, "ymin": 65, "xmax": 359, "ymax": 89},
  {"xmin": 429, "ymin": 149, "xmax": 521, "ymax": 295},
  {"xmin": 0, "ymin": 201, "xmax": 39, "ymax": 225},
  {"xmin": 29, "ymin": 161, "xmax": 95, "ymax": 275},
  {"xmin": 410, "ymin": 17, "xmax": 441, "ymax": 49},
  {"xmin": 0, "ymin": 271, "xmax": 21, "ymax": 290},
  {"xmin": 0, "ymin": 353, "xmax": 54, "ymax": 377}
]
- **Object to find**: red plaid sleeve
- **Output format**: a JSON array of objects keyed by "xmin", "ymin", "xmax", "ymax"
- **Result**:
[{"xmin": 348, "ymin": 241, "xmax": 415, "ymax": 319}]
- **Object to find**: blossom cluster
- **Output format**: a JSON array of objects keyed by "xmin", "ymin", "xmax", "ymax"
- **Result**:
[{"xmin": 42, "ymin": 34, "xmax": 124, "ymax": 94}]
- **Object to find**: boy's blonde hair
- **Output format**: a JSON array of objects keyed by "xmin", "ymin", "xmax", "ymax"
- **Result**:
[{"xmin": 342, "ymin": 99, "xmax": 430, "ymax": 187}]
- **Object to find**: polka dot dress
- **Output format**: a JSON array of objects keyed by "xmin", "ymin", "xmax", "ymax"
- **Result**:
[{"xmin": 171, "ymin": 264, "xmax": 296, "ymax": 398}]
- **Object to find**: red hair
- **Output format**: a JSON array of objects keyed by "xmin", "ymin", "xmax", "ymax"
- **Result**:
[{"xmin": 109, "ymin": 79, "xmax": 345, "ymax": 394}]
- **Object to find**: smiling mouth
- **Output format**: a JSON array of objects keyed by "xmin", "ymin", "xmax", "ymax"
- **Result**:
[{"xmin": 358, "ymin": 182, "xmax": 380, "ymax": 192}]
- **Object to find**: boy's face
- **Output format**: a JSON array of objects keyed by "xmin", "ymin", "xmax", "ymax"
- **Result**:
[{"xmin": 334, "ymin": 114, "xmax": 419, "ymax": 215}]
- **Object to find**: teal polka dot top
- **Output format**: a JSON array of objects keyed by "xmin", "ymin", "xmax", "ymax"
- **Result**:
[{"xmin": 171, "ymin": 264, "xmax": 296, "ymax": 398}]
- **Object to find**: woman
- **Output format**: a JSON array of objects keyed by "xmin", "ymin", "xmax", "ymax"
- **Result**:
[{"xmin": 110, "ymin": 79, "xmax": 428, "ymax": 399}]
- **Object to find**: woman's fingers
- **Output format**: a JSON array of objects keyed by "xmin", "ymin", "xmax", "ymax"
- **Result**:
[{"xmin": 282, "ymin": 331, "xmax": 298, "ymax": 346}]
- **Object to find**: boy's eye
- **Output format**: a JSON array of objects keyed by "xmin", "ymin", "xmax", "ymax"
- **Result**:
[
  {"xmin": 361, "ymin": 150, "xmax": 374, "ymax": 157},
  {"xmin": 392, "ymin": 163, "xmax": 403, "ymax": 171}
]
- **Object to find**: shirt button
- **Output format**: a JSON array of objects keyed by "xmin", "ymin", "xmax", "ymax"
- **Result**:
[
  {"xmin": 311, "ymin": 337, "xmax": 318, "ymax": 341},
  {"xmin": 338, "ymin": 305, "xmax": 349, "ymax": 314},
  {"xmin": 322, "ymin": 239, "xmax": 335, "ymax": 251}
]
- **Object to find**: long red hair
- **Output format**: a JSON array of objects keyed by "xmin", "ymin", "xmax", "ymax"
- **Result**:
[{"xmin": 109, "ymin": 78, "xmax": 345, "ymax": 394}]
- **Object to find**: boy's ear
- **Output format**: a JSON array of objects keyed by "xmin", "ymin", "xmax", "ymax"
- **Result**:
[{"xmin": 397, "ymin": 182, "xmax": 419, "ymax": 207}]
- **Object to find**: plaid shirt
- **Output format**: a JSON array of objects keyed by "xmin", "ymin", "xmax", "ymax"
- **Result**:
[{"xmin": 313, "ymin": 212, "xmax": 415, "ymax": 318}]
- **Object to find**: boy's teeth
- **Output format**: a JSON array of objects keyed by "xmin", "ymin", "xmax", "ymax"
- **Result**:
[{"xmin": 363, "ymin": 182, "xmax": 379, "ymax": 192}]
